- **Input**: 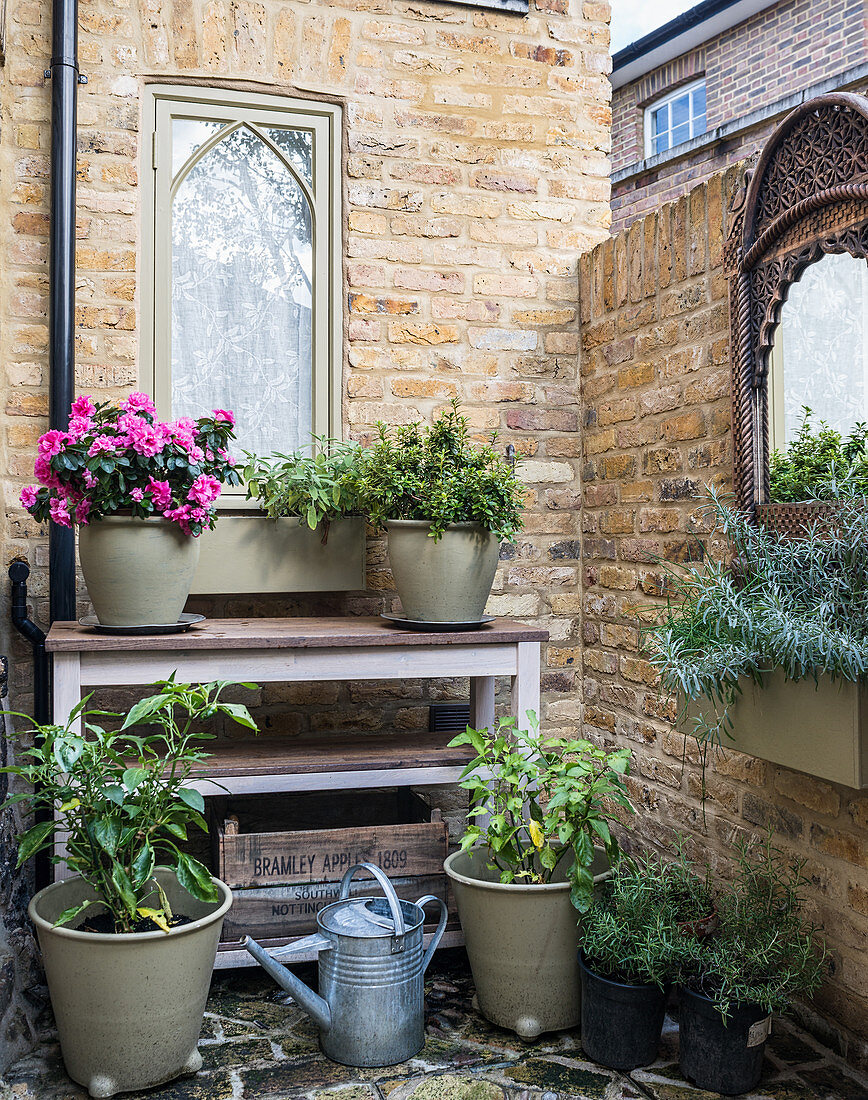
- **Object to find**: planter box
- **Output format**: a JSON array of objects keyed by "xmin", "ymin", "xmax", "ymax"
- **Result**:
[
  {"xmin": 692, "ymin": 670, "xmax": 868, "ymax": 788},
  {"xmin": 190, "ymin": 516, "xmax": 365, "ymax": 595},
  {"xmin": 212, "ymin": 791, "xmax": 452, "ymax": 943}
]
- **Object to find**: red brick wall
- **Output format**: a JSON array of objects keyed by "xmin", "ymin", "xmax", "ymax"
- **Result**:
[
  {"xmin": 611, "ymin": 0, "xmax": 868, "ymax": 230},
  {"xmin": 579, "ymin": 168, "xmax": 868, "ymax": 1069}
]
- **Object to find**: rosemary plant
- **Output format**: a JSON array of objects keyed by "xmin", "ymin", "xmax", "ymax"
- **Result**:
[
  {"xmin": 687, "ymin": 832, "xmax": 827, "ymax": 1021},
  {"xmin": 577, "ymin": 850, "xmax": 704, "ymax": 988},
  {"xmin": 449, "ymin": 713, "xmax": 632, "ymax": 911},
  {"xmin": 645, "ymin": 488, "xmax": 868, "ymax": 763}
]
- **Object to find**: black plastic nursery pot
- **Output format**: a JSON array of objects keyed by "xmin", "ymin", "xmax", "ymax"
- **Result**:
[
  {"xmin": 679, "ymin": 985, "xmax": 770, "ymax": 1095},
  {"xmin": 578, "ymin": 953, "xmax": 668, "ymax": 1071}
]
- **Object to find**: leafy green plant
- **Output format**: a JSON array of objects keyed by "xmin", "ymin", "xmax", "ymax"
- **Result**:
[
  {"xmin": 242, "ymin": 437, "xmax": 366, "ymax": 538},
  {"xmin": 686, "ymin": 832, "xmax": 827, "ymax": 1020},
  {"xmin": 577, "ymin": 850, "xmax": 705, "ymax": 988},
  {"xmin": 769, "ymin": 408, "xmax": 868, "ymax": 502},
  {"xmin": 644, "ymin": 488, "xmax": 868, "ymax": 771},
  {"xmin": 664, "ymin": 837, "xmax": 716, "ymax": 923},
  {"xmin": 449, "ymin": 713, "xmax": 632, "ymax": 911},
  {"xmin": 1, "ymin": 679, "xmax": 257, "ymax": 933},
  {"xmin": 354, "ymin": 400, "xmax": 525, "ymax": 542}
]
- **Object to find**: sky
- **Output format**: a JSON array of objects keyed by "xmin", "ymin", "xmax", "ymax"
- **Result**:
[{"xmin": 611, "ymin": 1, "xmax": 699, "ymax": 54}]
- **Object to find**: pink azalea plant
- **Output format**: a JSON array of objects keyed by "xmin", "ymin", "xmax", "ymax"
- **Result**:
[{"xmin": 20, "ymin": 394, "xmax": 240, "ymax": 536}]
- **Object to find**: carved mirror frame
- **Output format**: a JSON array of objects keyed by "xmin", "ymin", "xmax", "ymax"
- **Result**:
[{"xmin": 726, "ymin": 92, "xmax": 868, "ymax": 524}]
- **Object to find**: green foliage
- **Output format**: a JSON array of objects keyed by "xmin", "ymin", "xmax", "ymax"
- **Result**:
[
  {"xmin": 243, "ymin": 437, "xmax": 365, "ymax": 534},
  {"xmin": 769, "ymin": 408, "xmax": 868, "ymax": 502},
  {"xmin": 644, "ymin": 488, "xmax": 868, "ymax": 763},
  {"xmin": 687, "ymin": 832, "xmax": 828, "ymax": 1020},
  {"xmin": 354, "ymin": 400, "xmax": 525, "ymax": 542},
  {"xmin": 1, "ymin": 679, "xmax": 257, "ymax": 933},
  {"xmin": 449, "ymin": 714, "xmax": 633, "ymax": 912},
  {"xmin": 576, "ymin": 849, "xmax": 708, "ymax": 988}
]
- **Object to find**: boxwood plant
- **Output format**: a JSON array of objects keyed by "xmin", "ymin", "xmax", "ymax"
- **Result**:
[
  {"xmin": 2, "ymin": 678, "xmax": 257, "ymax": 933},
  {"xmin": 355, "ymin": 400, "xmax": 525, "ymax": 542}
]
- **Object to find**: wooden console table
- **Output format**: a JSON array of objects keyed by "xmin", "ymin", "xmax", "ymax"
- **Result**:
[{"xmin": 46, "ymin": 616, "xmax": 547, "ymax": 965}]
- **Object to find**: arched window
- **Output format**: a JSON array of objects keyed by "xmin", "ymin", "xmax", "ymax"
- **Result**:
[{"xmin": 143, "ymin": 87, "xmax": 341, "ymax": 492}]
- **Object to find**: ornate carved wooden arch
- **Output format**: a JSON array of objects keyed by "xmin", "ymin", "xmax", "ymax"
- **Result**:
[{"xmin": 727, "ymin": 93, "xmax": 868, "ymax": 517}]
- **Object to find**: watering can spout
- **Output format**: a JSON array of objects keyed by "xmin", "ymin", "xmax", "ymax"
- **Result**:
[{"xmin": 243, "ymin": 935, "xmax": 332, "ymax": 1033}]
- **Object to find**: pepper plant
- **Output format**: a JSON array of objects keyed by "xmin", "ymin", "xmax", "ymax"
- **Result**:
[
  {"xmin": 1, "ymin": 678, "xmax": 257, "ymax": 933},
  {"xmin": 449, "ymin": 713, "xmax": 633, "ymax": 911}
]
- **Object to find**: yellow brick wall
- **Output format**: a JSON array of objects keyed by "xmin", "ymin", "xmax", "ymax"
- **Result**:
[
  {"xmin": 0, "ymin": 0, "xmax": 612, "ymax": 713},
  {"xmin": 579, "ymin": 167, "xmax": 868, "ymax": 1069}
]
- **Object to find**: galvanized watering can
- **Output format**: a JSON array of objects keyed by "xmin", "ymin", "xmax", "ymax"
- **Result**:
[{"xmin": 244, "ymin": 862, "xmax": 448, "ymax": 1067}]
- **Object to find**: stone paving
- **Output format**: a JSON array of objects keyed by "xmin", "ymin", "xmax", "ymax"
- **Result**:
[{"xmin": 3, "ymin": 950, "xmax": 867, "ymax": 1100}]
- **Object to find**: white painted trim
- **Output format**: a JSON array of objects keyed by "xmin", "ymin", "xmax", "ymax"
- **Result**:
[
  {"xmin": 612, "ymin": 0, "xmax": 777, "ymax": 90},
  {"xmin": 643, "ymin": 78, "xmax": 707, "ymax": 160}
]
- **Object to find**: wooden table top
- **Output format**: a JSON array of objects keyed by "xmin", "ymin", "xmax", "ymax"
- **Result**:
[{"xmin": 46, "ymin": 616, "xmax": 549, "ymax": 653}]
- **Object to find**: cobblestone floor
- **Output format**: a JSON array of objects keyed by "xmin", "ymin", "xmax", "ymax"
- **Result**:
[{"xmin": 3, "ymin": 950, "xmax": 867, "ymax": 1100}]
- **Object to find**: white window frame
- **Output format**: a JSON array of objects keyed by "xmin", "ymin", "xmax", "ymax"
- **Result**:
[
  {"xmin": 141, "ymin": 84, "xmax": 343, "ymax": 505},
  {"xmin": 644, "ymin": 79, "xmax": 707, "ymax": 159}
]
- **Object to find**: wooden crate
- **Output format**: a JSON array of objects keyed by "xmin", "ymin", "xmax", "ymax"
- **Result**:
[{"xmin": 212, "ymin": 790, "xmax": 453, "ymax": 944}]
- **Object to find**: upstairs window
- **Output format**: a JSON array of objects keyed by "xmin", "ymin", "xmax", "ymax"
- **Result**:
[
  {"xmin": 143, "ymin": 87, "xmax": 342, "ymax": 493},
  {"xmin": 645, "ymin": 80, "xmax": 707, "ymax": 158}
]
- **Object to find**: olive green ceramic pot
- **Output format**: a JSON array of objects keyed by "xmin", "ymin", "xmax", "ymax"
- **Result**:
[
  {"xmin": 78, "ymin": 516, "xmax": 200, "ymax": 626},
  {"xmin": 385, "ymin": 520, "xmax": 500, "ymax": 622},
  {"xmin": 29, "ymin": 869, "xmax": 232, "ymax": 1098},
  {"xmin": 444, "ymin": 848, "xmax": 611, "ymax": 1040}
]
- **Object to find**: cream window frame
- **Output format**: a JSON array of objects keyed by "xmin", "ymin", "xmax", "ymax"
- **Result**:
[{"xmin": 141, "ymin": 85, "xmax": 343, "ymax": 505}]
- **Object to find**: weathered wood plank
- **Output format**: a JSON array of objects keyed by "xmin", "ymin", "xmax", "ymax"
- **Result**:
[
  {"xmin": 222, "ymin": 873, "xmax": 454, "ymax": 943},
  {"xmin": 46, "ymin": 616, "xmax": 548, "ymax": 653},
  {"xmin": 219, "ymin": 819, "xmax": 448, "ymax": 888},
  {"xmin": 192, "ymin": 734, "xmax": 472, "ymax": 781}
]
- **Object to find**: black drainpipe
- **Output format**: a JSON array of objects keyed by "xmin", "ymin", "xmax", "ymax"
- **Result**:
[
  {"xmin": 46, "ymin": 0, "xmax": 81, "ymax": 624},
  {"xmin": 9, "ymin": 561, "xmax": 51, "ymax": 891}
]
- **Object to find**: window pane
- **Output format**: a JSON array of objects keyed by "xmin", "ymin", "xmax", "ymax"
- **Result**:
[
  {"xmin": 692, "ymin": 83, "xmax": 706, "ymax": 119},
  {"xmin": 653, "ymin": 132, "xmax": 669, "ymax": 156},
  {"xmin": 171, "ymin": 126, "xmax": 313, "ymax": 457},
  {"xmin": 653, "ymin": 105, "xmax": 668, "ymax": 136},
  {"xmin": 266, "ymin": 128, "xmax": 314, "ymax": 187},
  {"xmin": 693, "ymin": 112, "xmax": 707, "ymax": 137},
  {"xmin": 671, "ymin": 94, "xmax": 690, "ymax": 130},
  {"xmin": 671, "ymin": 121, "xmax": 690, "ymax": 147},
  {"xmin": 172, "ymin": 118, "xmax": 226, "ymax": 176},
  {"xmin": 778, "ymin": 253, "xmax": 868, "ymax": 442}
]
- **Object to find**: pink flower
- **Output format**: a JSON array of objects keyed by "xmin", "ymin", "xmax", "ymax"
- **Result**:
[
  {"xmin": 147, "ymin": 477, "xmax": 172, "ymax": 509},
  {"xmin": 187, "ymin": 474, "xmax": 222, "ymax": 506},
  {"xmin": 37, "ymin": 430, "xmax": 68, "ymax": 457},
  {"xmin": 121, "ymin": 392, "xmax": 157, "ymax": 416},
  {"xmin": 34, "ymin": 454, "xmax": 61, "ymax": 489},
  {"xmin": 88, "ymin": 435, "xmax": 117, "ymax": 458},
  {"xmin": 20, "ymin": 486, "xmax": 38, "ymax": 510},
  {"xmin": 130, "ymin": 488, "xmax": 144, "ymax": 502},
  {"xmin": 125, "ymin": 420, "xmax": 164, "ymax": 458},
  {"xmin": 212, "ymin": 409, "xmax": 235, "ymax": 428},
  {"xmin": 82, "ymin": 469, "xmax": 98, "ymax": 490},
  {"xmin": 71, "ymin": 395, "xmax": 96, "ymax": 418},
  {"xmin": 75, "ymin": 499, "xmax": 91, "ymax": 525},
  {"xmin": 49, "ymin": 498, "xmax": 71, "ymax": 528},
  {"xmin": 67, "ymin": 414, "xmax": 93, "ymax": 441},
  {"xmin": 163, "ymin": 503, "xmax": 193, "ymax": 535}
]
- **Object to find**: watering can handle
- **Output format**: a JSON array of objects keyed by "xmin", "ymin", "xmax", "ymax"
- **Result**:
[
  {"xmin": 339, "ymin": 862, "xmax": 406, "ymax": 935},
  {"xmin": 415, "ymin": 894, "xmax": 449, "ymax": 973}
]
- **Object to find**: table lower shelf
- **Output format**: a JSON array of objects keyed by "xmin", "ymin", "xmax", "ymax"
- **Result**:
[
  {"xmin": 188, "ymin": 732, "xmax": 474, "ymax": 796},
  {"xmin": 214, "ymin": 924, "xmax": 465, "ymax": 969}
]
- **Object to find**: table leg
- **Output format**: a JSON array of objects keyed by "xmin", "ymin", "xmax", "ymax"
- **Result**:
[
  {"xmin": 52, "ymin": 654, "xmax": 81, "ymax": 880},
  {"xmin": 469, "ymin": 676, "xmax": 495, "ymax": 734},
  {"xmin": 511, "ymin": 641, "xmax": 540, "ymax": 730}
]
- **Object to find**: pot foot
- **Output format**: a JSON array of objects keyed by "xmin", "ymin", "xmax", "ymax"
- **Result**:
[
  {"xmin": 87, "ymin": 1075, "xmax": 119, "ymax": 1099},
  {"xmin": 182, "ymin": 1048, "xmax": 203, "ymax": 1075},
  {"xmin": 514, "ymin": 1017, "xmax": 542, "ymax": 1043}
]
